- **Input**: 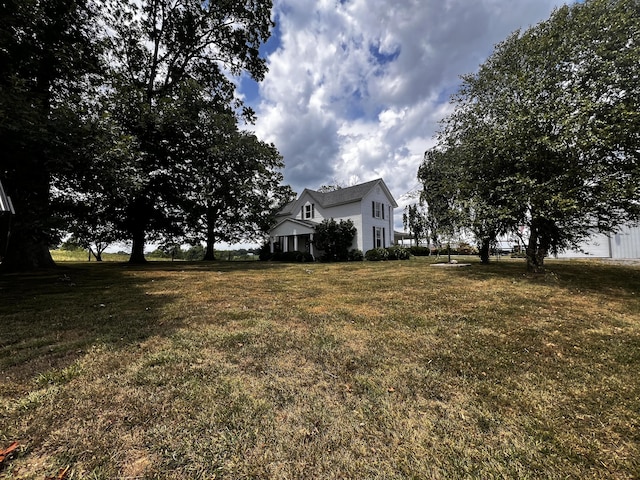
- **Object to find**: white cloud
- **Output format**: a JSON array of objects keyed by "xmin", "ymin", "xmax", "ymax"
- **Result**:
[{"xmin": 247, "ymin": 0, "xmax": 569, "ymax": 210}]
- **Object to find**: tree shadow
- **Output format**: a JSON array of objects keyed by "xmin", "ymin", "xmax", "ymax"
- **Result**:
[
  {"xmin": 0, "ymin": 260, "xmax": 299, "ymax": 380},
  {"xmin": 0, "ymin": 263, "xmax": 186, "ymax": 383},
  {"xmin": 453, "ymin": 258, "xmax": 640, "ymax": 300}
]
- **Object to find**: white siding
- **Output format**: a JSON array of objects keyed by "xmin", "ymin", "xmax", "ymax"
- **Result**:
[
  {"xmin": 271, "ymin": 180, "xmax": 398, "ymax": 254},
  {"xmin": 295, "ymin": 192, "xmax": 324, "ymax": 222},
  {"xmin": 361, "ymin": 186, "xmax": 395, "ymax": 252},
  {"xmin": 556, "ymin": 225, "xmax": 640, "ymax": 259},
  {"xmin": 611, "ymin": 225, "xmax": 640, "ymax": 259},
  {"xmin": 556, "ymin": 233, "xmax": 612, "ymax": 258},
  {"xmin": 321, "ymin": 201, "xmax": 363, "ymax": 250}
]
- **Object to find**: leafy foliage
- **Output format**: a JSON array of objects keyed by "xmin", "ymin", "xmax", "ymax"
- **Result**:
[
  {"xmin": 177, "ymin": 112, "xmax": 294, "ymax": 261},
  {"xmin": 365, "ymin": 246, "xmax": 411, "ymax": 261},
  {"xmin": 0, "ymin": 0, "xmax": 103, "ymax": 270},
  {"xmin": 420, "ymin": 0, "xmax": 640, "ymax": 271},
  {"xmin": 364, "ymin": 248, "xmax": 389, "ymax": 261},
  {"xmin": 402, "ymin": 203, "xmax": 429, "ymax": 247},
  {"xmin": 100, "ymin": 0, "xmax": 276, "ymax": 263},
  {"xmin": 313, "ymin": 219, "xmax": 357, "ymax": 262},
  {"xmin": 0, "ymin": 0, "xmax": 287, "ymax": 270}
]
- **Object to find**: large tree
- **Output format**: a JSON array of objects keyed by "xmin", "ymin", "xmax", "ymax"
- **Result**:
[
  {"xmin": 420, "ymin": 0, "xmax": 640, "ymax": 272},
  {"xmin": 0, "ymin": 0, "xmax": 102, "ymax": 271},
  {"xmin": 103, "ymin": 0, "xmax": 274, "ymax": 263},
  {"xmin": 313, "ymin": 219, "xmax": 357, "ymax": 262},
  {"xmin": 175, "ymin": 110, "xmax": 294, "ymax": 261}
]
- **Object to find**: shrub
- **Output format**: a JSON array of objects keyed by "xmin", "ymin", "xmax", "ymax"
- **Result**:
[
  {"xmin": 386, "ymin": 245, "xmax": 411, "ymax": 260},
  {"xmin": 365, "ymin": 248, "xmax": 389, "ymax": 261},
  {"xmin": 409, "ymin": 246, "xmax": 431, "ymax": 256},
  {"xmin": 258, "ymin": 242, "xmax": 272, "ymax": 261},
  {"xmin": 314, "ymin": 218, "xmax": 357, "ymax": 262},
  {"xmin": 458, "ymin": 242, "xmax": 477, "ymax": 255},
  {"xmin": 270, "ymin": 251, "xmax": 314, "ymax": 262},
  {"xmin": 348, "ymin": 249, "xmax": 364, "ymax": 261},
  {"xmin": 184, "ymin": 245, "xmax": 205, "ymax": 261},
  {"xmin": 59, "ymin": 239, "xmax": 84, "ymax": 251}
]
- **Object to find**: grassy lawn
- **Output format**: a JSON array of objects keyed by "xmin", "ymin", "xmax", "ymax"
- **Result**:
[{"xmin": 1, "ymin": 257, "xmax": 639, "ymax": 479}]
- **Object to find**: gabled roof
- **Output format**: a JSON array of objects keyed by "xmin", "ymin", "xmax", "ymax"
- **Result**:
[
  {"xmin": 277, "ymin": 178, "xmax": 397, "ymax": 216},
  {"xmin": 271, "ymin": 217, "xmax": 318, "ymax": 230}
]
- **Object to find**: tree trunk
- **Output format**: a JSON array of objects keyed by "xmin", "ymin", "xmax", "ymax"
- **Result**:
[
  {"xmin": 203, "ymin": 206, "xmax": 216, "ymax": 261},
  {"xmin": 0, "ymin": 162, "xmax": 56, "ymax": 272},
  {"xmin": 204, "ymin": 239, "xmax": 216, "ymax": 261},
  {"xmin": 129, "ymin": 226, "xmax": 147, "ymax": 264},
  {"xmin": 1, "ymin": 235, "xmax": 55, "ymax": 271},
  {"xmin": 526, "ymin": 224, "xmax": 547, "ymax": 273},
  {"xmin": 479, "ymin": 238, "xmax": 491, "ymax": 264}
]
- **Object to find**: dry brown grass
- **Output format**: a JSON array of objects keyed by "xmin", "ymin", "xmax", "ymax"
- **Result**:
[{"xmin": 1, "ymin": 257, "xmax": 639, "ymax": 479}]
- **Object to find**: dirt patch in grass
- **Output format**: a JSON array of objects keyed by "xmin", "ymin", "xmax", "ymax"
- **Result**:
[{"xmin": 1, "ymin": 258, "xmax": 639, "ymax": 478}]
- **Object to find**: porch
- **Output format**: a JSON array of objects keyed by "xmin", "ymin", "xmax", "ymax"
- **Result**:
[{"xmin": 269, "ymin": 218, "xmax": 318, "ymax": 259}]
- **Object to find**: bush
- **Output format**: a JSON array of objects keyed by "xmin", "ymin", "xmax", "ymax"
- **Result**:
[
  {"xmin": 59, "ymin": 239, "xmax": 84, "ymax": 251},
  {"xmin": 314, "ymin": 218, "xmax": 357, "ymax": 262},
  {"xmin": 409, "ymin": 246, "xmax": 431, "ymax": 256},
  {"xmin": 458, "ymin": 242, "xmax": 477, "ymax": 255},
  {"xmin": 270, "ymin": 251, "xmax": 314, "ymax": 262},
  {"xmin": 347, "ymin": 249, "xmax": 364, "ymax": 261},
  {"xmin": 147, "ymin": 248, "xmax": 169, "ymax": 259},
  {"xmin": 365, "ymin": 248, "xmax": 389, "ymax": 261},
  {"xmin": 258, "ymin": 242, "xmax": 272, "ymax": 261},
  {"xmin": 386, "ymin": 245, "xmax": 411, "ymax": 260},
  {"xmin": 184, "ymin": 245, "xmax": 205, "ymax": 261}
]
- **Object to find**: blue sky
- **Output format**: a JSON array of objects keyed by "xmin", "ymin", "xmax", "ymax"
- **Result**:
[{"xmin": 231, "ymin": 0, "xmax": 576, "ymax": 245}]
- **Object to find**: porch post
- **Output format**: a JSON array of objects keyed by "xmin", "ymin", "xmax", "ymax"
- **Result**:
[
  {"xmin": 293, "ymin": 235, "xmax": 298, "ymax": 252},
  {"xmin": 270, "ymin": 237, "xmax": 274, "ymax": 254},
  {"xmin": 309, "ymin": 233, "xmax": 314, "ymax": 258}
]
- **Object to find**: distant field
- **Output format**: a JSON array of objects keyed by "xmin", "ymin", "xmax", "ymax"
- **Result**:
[
  {"xmin": 1, "ymin": 257, "xmax": 639, "ymax": 479},
  {"xmin": 50, "ymin": 249, "xmax": 258, "ymax": 263},
  {"xmin": 50, "ymin": 250, "xmax": 131, "ymax": 262}
]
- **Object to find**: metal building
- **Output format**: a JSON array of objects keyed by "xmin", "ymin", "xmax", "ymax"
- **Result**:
[{"xmin": 556, "ymin": 225, "xmax": 640, "ymax": 259}]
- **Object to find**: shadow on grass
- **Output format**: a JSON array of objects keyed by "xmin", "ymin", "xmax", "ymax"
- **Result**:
[
  {"xmin": 0, "ymin": 260, "xmax": 297, "ymax": 378},
  {"xmin": 450, "ymin": 257, "xmax": 640, "ymax": 298},
  {"xmin": 0, "ymin": 262, "xmax": 187, "ymax": 381}
]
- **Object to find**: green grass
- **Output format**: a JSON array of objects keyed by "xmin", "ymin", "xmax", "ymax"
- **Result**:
[
  {"xmin": 50, "ymin": 250, "xmax": 131, "ymax": 262},
  {"xmin": 1, "ymin": 257, "xmax": 639, "ymax": 479}
]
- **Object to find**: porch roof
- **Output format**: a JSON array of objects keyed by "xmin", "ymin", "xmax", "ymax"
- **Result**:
[{"xmin": 270, "ymin": 218, "xmax": 317, "ymax": 237}]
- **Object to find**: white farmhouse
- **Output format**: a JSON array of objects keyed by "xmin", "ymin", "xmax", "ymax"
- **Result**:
[{"xmin": 268, "ymin": 178, "xmax": 398, "ymax": 258}]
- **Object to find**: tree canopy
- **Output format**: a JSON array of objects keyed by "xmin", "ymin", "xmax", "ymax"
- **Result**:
[
  {"xmin": 102, "ymin": 0, "xmax": 275, "ymax": 263},
  {"xmin": 0, "ymin": 0, "xmax": 288, "ymax": 270},
  {"xmin": 419, "ymin": 0, "xmax": 640, "ymax": 271},
  {"xmin": 314, "ymin": 218, "xmax": 357, "ymax": 262},
  {"xmin": 0, "ymin": 0, "xmax": 103, "ymax": 270}
]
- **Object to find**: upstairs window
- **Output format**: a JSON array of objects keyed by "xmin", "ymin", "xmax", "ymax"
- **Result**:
[
  {"xmin": 372, "ymin": 201, "xmax": 384, "ymax": 219},
  {"xmin": 304, "ymin": 203, "xmax": 315, "ymax": 219}
]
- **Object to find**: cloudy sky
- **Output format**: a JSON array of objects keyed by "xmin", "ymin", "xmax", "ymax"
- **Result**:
[{"xmin": 236, "ymin": 0, "xmax": 574, "ymax": 234}]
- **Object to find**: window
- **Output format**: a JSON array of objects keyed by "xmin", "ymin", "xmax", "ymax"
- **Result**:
[
  {"xmin": 373, "ymin": 226, "xmax": 382, "ymax": 248},
  {"xmin": 372, "ymin": 201, "xmax": 384, "ymax": 219},
  {"xmin": 304, "ymin": 203, "xmax": 315, "ymax": 219}
]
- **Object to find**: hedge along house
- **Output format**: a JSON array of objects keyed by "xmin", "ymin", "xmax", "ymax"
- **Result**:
[{"xmin": 268, "ymin": 178, "xmax": 398, "ymax": 258}]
